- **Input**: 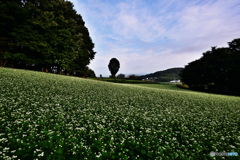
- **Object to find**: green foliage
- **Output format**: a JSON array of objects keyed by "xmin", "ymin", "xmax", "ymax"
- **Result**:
[
  {"xmin": 128, "ymin": 74, "xmax": 142, "ymax": 80},
  {"xmin": 108, "ymin": 58, "xmax": 120, "ymax": 78},
  {"xmin": 117, "ymin": 73, "xmax": 125, "ymax": 79},
  {"xmin": 0, "ymin": 0, "xmax": 27, "ymax": 67},
  {"xmin": 158, "ymin": 73, "xmax": 181, "ymax": 82},
  {"xmin": 1, "ymin": 68, "xmax": 240, "ymax": 159},
  {"xmin": 86, "ymin": 67, "xmax": 96, "ymax": 78},
  {"xmin": 180, "ymin": 38, "xmax": 240, "ymax": 96},
  {"xmin": 0, "ymin": 0, "xmax": 96, "ymax": 76}
]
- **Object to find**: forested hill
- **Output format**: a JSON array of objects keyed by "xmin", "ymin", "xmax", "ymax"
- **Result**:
[{"xmin": 140, "ymin": 67, "xmax": 183, "ymax": 82}]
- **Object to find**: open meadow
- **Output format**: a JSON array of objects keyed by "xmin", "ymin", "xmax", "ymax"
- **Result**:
[{"xmin": 0, "ymin": 68, "xmax": 240, "ymax": 159}]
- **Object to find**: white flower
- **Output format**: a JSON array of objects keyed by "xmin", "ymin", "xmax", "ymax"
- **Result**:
[
  {"xmin": 10, "ymin": 150, "xmax": 16, "ymax": 153},
  {"xmin": 12, "ymin": 155, "xmax": 17, "ymax": 158},
  {"xmin": 3, "ymin": 147, "xmax": 9, "ymax": 152},
  {"xmin": 96, "ymin": 154, "xmax": 101, "ymax": 158},
  {"xmin": 230, "ymin": 145, "xmax": 236, "ymax": 149},
  {"xmin": 38, "ymin": 152, "xmax": 44, "ymax": 156},
  {"xmin": 0, "ymin": 138, "xmax": 7, "ymax": 142}
]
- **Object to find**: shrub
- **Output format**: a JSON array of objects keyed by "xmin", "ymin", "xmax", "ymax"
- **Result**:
[
  {"xmin": 117, "ymin": 73, "xmax": 125, "ymax": 79},
  {"xmin": 128, "ymin": 74, "xmax": 141, "ymax": 80}
]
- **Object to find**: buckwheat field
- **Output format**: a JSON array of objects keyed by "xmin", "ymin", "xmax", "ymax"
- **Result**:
[{"xmin": 0, "ymin": 68, "xmax": 239, "ymax": 159}]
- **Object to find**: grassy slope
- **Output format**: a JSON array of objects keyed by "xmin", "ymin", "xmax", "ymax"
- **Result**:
[
  {"xmin": 89, "ymin": 78, "xmax": 157, "ymax": 84},
  {"xmin": 128, "ymin": 84, "xmax": 188, "ymax": 92},
  {"xmin": 1, "ymin": 68, "xmax": 240, "ymax": 159}
]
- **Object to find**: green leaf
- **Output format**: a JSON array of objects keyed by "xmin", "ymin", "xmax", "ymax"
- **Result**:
[
  {"xmin": 130, "ymin": 151, "xmax": 134, "ymax": 155},
  {"xmin": 169, "ymin": 153, "xmax": 175, "ymax": 157},
  {"xmin": 147, "ymin": 152, "xmax": 153, "ymax": 158},
  {"xmin": 33, "ymin": 152, "xmax": 38, "ymax": 157},
  {"xmin": 22, "ymin": 154, "xmax": 30, "ymax": 158},
  {"xmin": 102, "ymin": 151, "xmax": 108, "ymax": 156},
  {"xmin": 141, "ymin": 149, "xmax": 146, "ymax": 155},
  {"xmin": 56, "ymin": 148, "xmax": 63, "ymax": 154},
  {"xmin": 39, "ymin": 140, "xmax": 49, "ymax": 147}
]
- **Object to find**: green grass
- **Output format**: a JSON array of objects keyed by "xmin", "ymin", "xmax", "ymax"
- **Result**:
[
  {"xmin": 91, "ymin": 78, "xmax": 157, "ymax": 84},
  {"xmin": 1, "ymin": 68, "xmax": 240, "ymax": 160},
  {"xmin": 128, "ymin": 84, "xmax": 186, "ymax": 92}
]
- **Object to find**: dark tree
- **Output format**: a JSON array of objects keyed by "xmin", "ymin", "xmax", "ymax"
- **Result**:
[
  {"xmin": 62, "ymin": 1, "xmax": 96, "ymax": 76},
  {"xmin": 228, "ymin": 38, "xmax": 240, "ymax": 54},
  {"xmin": 86, "ymin": 67, "xmax": 96, "ymax": 78},
  {"xmin": 179, "ymin": 38, "xmax": 240, "ymax": 96},
  {"xmin": 108, "ymin": 58, "xmax": 120, "ymax": 78},
  {"xmin": 0, "ymin": 0, "xmax": 96, "ymax": 76},
  {"xmin": 0, "ymin": 0, "xmax": 26, "ymax": 67},
  {"xmin": 129, "ymin": 74, "xmax": 141, "ymax": 80},
  {"xmin": 117, "ymin": 73, "xmax": 125, "ymax": 79}
]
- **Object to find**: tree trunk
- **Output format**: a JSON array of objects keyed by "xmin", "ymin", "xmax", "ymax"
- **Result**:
[
  {"xmin": 0, "ymin": 47, "xmax": 4, "ymax": 67},
  {"xmin": 3, "ymin": 60, "xmax": 7, "ymax": 67},
  {"xmin": 0, "ymin": 51, "xmax": 3, "ymax": 67}
]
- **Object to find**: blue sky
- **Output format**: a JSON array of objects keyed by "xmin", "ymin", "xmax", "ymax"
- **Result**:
[{"xmin": 68, "ymin": 0, "xmax": 240, "ymax": 77}]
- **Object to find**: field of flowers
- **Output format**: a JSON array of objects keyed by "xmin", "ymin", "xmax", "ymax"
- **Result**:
[{"xmin": 0, "ymin": 68, "xmax": 240, "ymax": 160}]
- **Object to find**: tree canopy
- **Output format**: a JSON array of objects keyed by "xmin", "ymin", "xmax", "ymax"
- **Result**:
[
  {"xmin": 0, "ymin": 0, "xmax": 96, "ymax": 76},
  {"xmin": 108, "ymin": 58, "xmax": 120, "ymax": 78},
  {"xmin": 179, "ymin": 38, "xmax": 240, "ymax": 96}
]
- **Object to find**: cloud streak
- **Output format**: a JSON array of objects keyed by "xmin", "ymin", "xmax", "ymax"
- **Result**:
[{"xmin": 68, "ymin": 0, "xmax": 240, "ymax": 77}]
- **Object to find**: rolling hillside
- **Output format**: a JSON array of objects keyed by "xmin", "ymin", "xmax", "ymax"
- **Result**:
[
  {"xmin": 0, "ymin": 67, "xmax": 239, "ymax": 159},
  {"xmin": 140, "ymin": 67, "xmax": 183, "ymax": 82}
]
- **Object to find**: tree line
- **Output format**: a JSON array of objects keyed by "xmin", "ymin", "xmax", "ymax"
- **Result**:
[
  {"xmin": 179, "ymin": 38, "xmax": 240, "ymax": 96},
  {"xmin": 0, "ymin": 0, "xmax": 96, "ymax": 77}
]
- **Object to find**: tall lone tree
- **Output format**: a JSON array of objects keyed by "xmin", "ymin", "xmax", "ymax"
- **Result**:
[{"xmin": 108, "ymin": 58, "xmax": 120, "ymax": 78}]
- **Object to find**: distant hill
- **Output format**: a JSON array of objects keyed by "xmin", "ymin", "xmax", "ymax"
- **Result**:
[{"xmin": 140, "ymin": 67, "xmax": 184, "ymax": 82}]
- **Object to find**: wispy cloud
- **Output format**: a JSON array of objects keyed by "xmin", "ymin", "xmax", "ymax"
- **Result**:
[{"xmin": 69, "ymin": 0, "xmax": 240, "ymax": 77}]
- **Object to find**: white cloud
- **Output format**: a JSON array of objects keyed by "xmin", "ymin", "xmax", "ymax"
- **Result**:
[
  {"xmin": 110, "ymin": 1, "xmax": 167, "ymax": 43},
  {"xmin": 168, "ymin": 0, "xmax": 240, "ymax": 43}
]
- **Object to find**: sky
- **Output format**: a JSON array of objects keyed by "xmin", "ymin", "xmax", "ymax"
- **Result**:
[{"xmin": 68, "ymin": 0, "xmax": 240, "ymax": 77}]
